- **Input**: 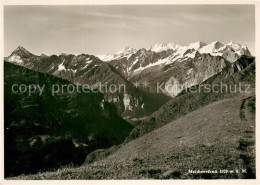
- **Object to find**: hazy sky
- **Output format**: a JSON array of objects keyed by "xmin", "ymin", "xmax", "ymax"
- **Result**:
[{"xmin": 4, "ymin": 5, "xmax": 255, "ymax": 56}]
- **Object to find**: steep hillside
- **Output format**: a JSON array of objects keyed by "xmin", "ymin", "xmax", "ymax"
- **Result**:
[
  {"xmin": 11, "ymin": 96, "xmax": 255, "ymax": 179},
  {"xmin": 4, "ymin": 62, "xmax": 133, "ymax": 177}
]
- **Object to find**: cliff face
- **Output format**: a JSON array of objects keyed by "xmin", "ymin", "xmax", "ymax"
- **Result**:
[
  {"xmin": 162, "ymin": 54, "xmax": 227, "ymax": 97},
  {"xmin": 229, "ymin": 56, "xmax": 255, "ymax": 74},
  {"xmin": 128, "ymin": 53, "xmax": 227, "ymax": 97}
]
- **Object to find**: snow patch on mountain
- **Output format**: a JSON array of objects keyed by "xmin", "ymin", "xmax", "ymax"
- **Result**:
[
  {"xmin": 99, "ymin": 41, "xmax": 250, "ymax": 64},
  {"xmin": 71, "ymin": 69, "xmax": 77, "ymax": 73},
  {"xmin": 58, "ymin": 60, "xmax": 66, "ymax": 71},
  {"xmin": 98, "ymin": 46, "xmax": 137, "ymax": 62},
  {"xmin": 133, "ymin": 57, "xmax": 170, "ymax": 73},
  {"xmin": 123, "ymin": 94, "xmax": 133, "ymax": 111},
  {"xmin": 47, "ymin": 64, "xmax": 55, "ymax": 72},
  {"xmin": 103, "ymin": 41, "xmax": 250, "ymax": 75},
  {"xmin": 97, "ymin": 55, "xmax": 115, "ymax": 62},
  {"xmin": 226, "ymin": 41, "xmax": 250, "ymax": 55},
  {"xmin": 198, "ymin": 41, "xmax": 225, "ymax": 56},
  {"xmin": 8, "ymin": 55, "xmax": 23, "ymax": 64},
  {"xmin": 226, "ymin": 41, "xmax": 241, "ymax": 51},
  {"xmin": 116, "ymin": 46, "xmax": 136, "ymax": 56},
  {"xmin": 148, "ymin": 43, "xmax": 180, "ymax": 52}
]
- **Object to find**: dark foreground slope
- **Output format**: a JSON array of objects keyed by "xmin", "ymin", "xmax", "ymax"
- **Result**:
[
  {"xmin": 4, "ymin": 62, "xmax": 133, "ymax": 177},
  {"xmin": 11, "ymin": 96, "xmax": 255, "ymax": 179}
]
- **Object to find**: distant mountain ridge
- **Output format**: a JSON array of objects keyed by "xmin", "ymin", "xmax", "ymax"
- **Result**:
[
  {"xmin": 6, "ymin": 47, "xmax": 170, "ymax": 119},
  {"xmin": 104, "ymin": 41, "xmax": 251, "ymax": 97},
  {"xmin": 98, "ymin": 41, "xmax": 250, "ymax": 64},
  {"xmin": 6, "ymin": 41, "xmax": 252, "ymax": 117},
  {"xmin": 99, "ymin": 41, "xmax": 250, "ymax": 79}
]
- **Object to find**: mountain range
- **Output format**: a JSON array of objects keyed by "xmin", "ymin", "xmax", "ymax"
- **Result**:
[
  {"xmin": 4, "ymin": 40, "xmax": 255, "ymax": 179},
  {"xmin": 6, "ymin": 41, "xmax": 251, "ymax": 118}
]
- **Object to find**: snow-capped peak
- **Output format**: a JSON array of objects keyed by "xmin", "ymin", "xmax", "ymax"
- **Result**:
[
  {"xmin": 98, "ymin": 46, "xmax": 137, "ymax": 62},
  {"xmin": 226, "ymin": 41, "xmax": 251, "ymax": 56},
  {"xmin": 198, "ymin": 41, "xmax": 225, "ymax": 55},
  {"xmin": 226, "ymin": 41, "xmax": 242, "ymax": 51},
  {"xmin": 97, "ymin": 40, "xmax": 251, "ymax": 64},
  {"xmin": 116, "ymin": 46, "xmax": 136, "ymax": 56},
  {"xmin": 149, "ymin": 43, "xmax": 180, "ymax": 52},
  {"xmin": 7, "ymin": 46, "xmax": 34, "ymax": 65},
  {"xmin": 188, "ymin": 41, "xmax": 207, "ymax": 50}
]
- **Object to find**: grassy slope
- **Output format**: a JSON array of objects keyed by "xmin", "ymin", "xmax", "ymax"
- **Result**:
[{"xmin": 10, "ymin": 94, "xmax": 255, "ymax": 179}]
